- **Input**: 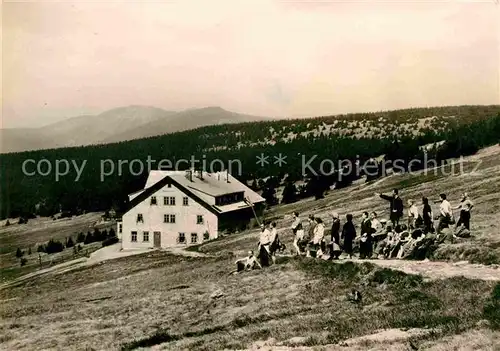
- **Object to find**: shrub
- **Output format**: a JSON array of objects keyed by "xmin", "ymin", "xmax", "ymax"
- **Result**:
[
  {"xmin": 15, "ymin": 248, "xmax": 24, "ymax": 258},
  {"xmin": 108, "ymin": 228, "xmax": 116, "ymax": 238},
  {"xmin": 483, "ymin": 282, "xmax": 500, "ymax": 329},
  {"xmin": 20, "ymin": 257, "xmax": 27, "ymax": 267},
  {"xmin": 18, "ymin": 217, "xmax": 28, "ymax": 225},
  {"xmin": 45, "ymin": 239, "xmax": 64, "ymax": 254},
  {"xmin": 102, "ymin": 236, "xmax": 119, "ymax": 247},
  {"xmin": 5, "ymin": 220, "xmax": 10, "ymax": 227},
  {"xmin": 77, "ymin": 232, "xmax": 85, "ymax": 243},
  {"xmin": 37, "ymin": 245, "xmax": 46, "ymax": 253},
  {"xmin": 93, "ymin": 228, "xmax": 104, "ymax": 242},
  {"xmin": 28, "ymin": 247, "xmax": 32, "ymax": 255},
  {"xmin": 84, "ymin": 231, "xmax": 94, "ymax": 244},
  {"xmin": 66, "ymin": 237, "xmax": 75, "ymax": 248}
]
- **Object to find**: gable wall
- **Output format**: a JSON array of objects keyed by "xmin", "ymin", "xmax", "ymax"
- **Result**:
[{"xmin": 122, "ymin": 184, "xmax": 218, "ymax": 249}]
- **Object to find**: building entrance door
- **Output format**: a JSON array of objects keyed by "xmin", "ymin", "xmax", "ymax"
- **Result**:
[{"xmin": 153, "ymin": 232, "xmax": 161, "ymax": 248}]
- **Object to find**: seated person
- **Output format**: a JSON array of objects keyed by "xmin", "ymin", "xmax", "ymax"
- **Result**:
[
  {"xmin": 235, "ymin": 251, "xmax": 262, "ymax": 273},
  {"xmin": 399, "ymin": 228, "xmax": 426, "ymax": 259}
]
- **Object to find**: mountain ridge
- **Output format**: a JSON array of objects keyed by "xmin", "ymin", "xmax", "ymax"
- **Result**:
[{"xmin": 0, "ymin": 106, "xmax": 268, "ymax": 153}]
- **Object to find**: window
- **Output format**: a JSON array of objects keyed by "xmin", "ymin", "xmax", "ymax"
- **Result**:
[
  {"xmin": 164, "ymin": 214, "xmax": 176, "ymax": 223},
  {"xmin": 178, "ymin": 232, "xmax": 186, "ymax": 244},
  {"xmin": 164, "ymin": 196, "xmax": 175, "ymax": 206},
  {"xmin": 143, "ymin": 231, "xmax": 149, "ymax": 242},
  {"xmin": 167, "ymin": 184, "xmax": 172, "ymax": 188},
  {"xmin": 197, "ymin": 215, "xmax": 204, "ymax": 225},
  {"xmin": 151, "ymin": 196, "xmax": 157, "ymax": 205},
  {"xmin": 131, "ymin": 231, "xmax": 137, "ymax": 242},
  {"xmin": 119, "ymin": 224, "xmax": 122, "ymax": 233},
  {"xmin": 215, "ymin": 192, "xmax": 245, "ymax": 206},
  {"xmin": 183, "ymin": 197, "xmax": 189, "ymax": 206},
  {"xmin": 191, "ymin": 233, "xmax": 198, "ymax": 243},
  {"xmin": 137, "ymin": 214, "xmax": 144, "ymax": 223}
]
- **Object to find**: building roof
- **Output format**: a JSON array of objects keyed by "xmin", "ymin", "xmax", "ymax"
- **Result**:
[{"xmin": 124, "ymin": 170, "xmax": 265, "ymax": 216}]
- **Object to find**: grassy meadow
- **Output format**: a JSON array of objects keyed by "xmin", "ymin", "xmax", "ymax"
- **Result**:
[{"xmin": 1, "ymin": 146, "xmax": 500, "ymax": 350}]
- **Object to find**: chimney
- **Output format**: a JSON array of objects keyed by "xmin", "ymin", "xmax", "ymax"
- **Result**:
[{"xmin": 185, "ymin": 170, "xmax": 193, "ymax": 182}]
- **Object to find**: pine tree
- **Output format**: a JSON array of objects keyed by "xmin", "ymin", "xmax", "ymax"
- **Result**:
[
  {"xmin": 77, "ymin": 232, "xmax": 85, "ymax": 243},
  {"xmin": 15, "ymin": 248, "xmax": 23, "ymax": 258},
  {"xmin": 66, "ymin": 237, "xmax": 75, "ymax": 248},
  {"xmin": 262, "ymin": 186, "xmax": 278, "ymax": 206},
  {"xmin": 281, "ymin": 182, "xmax": 297, "ymax": 204},
  {"xmin": 84, "ymin": 231, "xmax": 93, "ymax": 244}
]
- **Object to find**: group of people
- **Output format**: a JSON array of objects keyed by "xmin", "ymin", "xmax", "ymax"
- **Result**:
[{"xmin": 235, "ymin": 189, "xmax": 474, "ymax": 271}]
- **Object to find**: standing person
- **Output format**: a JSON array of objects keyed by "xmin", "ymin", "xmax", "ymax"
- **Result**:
[
  {"xmin": 268, "ymin": 222, "xmax": 279, "ymax": 264},
  {"xmin": 329, "ymin": 212, "xmax": 341, "ymax": 259},
  {"xmin": 306, "ymin": 215, "xmax": 316, "ymax": 257},
  {"xmin": 375, "ymin": 189, "xmax": 404, "ymax": 227},
  {"xmin": 455, "ymin": 193, "xmax": 473, "ymax": 231},
  {"xmin": 407, "ymin": 200, "xmax": 420, "ymax": 230},
  {"xmin": 370, "ymin": 212, "xmax": 382, "ymax": 233},
  {"xmin": 330, "ymin": 212, "xmax": 341, "ymax": 244},
  {"xmin": 359, "ymin": 212, "xmax": 373, "ymax": 259},
  {"xmin": 291, "ymin": 212, "xmax": 304, "ymax": 255},
  {"xmin": 258, "ymin": 223, "xmax": 271, "ymax": 267},
  {"xmin": 422, "ymin": 197, "xmax": 434, "ymax": 234},
  {"xmin": 341, "ymin": 214, "xmax": 356, "ymax": 259},
  {"xmin": 437, "ymin": 194, "xmax": 454, "ymax": 235},
  {"xmin": 310, "ymin": 217, "xmax": 325, "ymax": 257}
]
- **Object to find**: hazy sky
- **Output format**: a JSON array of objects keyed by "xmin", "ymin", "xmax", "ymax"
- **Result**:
[{"xmin": 2, "ymin": 0, "xmax": 499, "ymax": 128}]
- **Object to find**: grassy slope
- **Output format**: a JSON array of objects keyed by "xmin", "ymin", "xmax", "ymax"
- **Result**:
[
  {"xmin": 0, "ymin": 213, "xmax": 115, "ymax": 282},
  {"xmin": 0, "ymin": 251, "xmax": 498, "ymax": 350}
]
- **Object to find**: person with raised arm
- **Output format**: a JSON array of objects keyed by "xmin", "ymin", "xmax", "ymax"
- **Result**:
[{"xmin": 374, "ymin": 189, "xmax": 404, "ymax": 227}]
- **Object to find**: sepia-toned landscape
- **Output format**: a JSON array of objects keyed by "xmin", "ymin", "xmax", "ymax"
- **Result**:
[{"xmin": 2, "ymin": 1, "xmax": 500, "ymax": 350}]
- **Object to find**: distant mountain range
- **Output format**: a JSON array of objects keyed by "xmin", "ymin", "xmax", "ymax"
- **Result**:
[{"xmin": 0, "ymin": 106, "xmax": 268, "ymax": 153}]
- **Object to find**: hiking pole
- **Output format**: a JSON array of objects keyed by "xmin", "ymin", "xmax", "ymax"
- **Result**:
[{"xmin": 245, "ymin": 197, "xmax": 261, "ymax": 226}]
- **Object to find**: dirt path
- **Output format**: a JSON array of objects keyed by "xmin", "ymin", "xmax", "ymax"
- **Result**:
[
  {"xmin": 271, "ymin": 253, "xmax": 500, "ymax": 281},
  {"xmin": 343, "ymin": 257, "xmax": 500, "ymax": 281},
  {"xmin": 2, "ymin": 243, "xmax": 499, "ymax": 291},
  {"xmin": 0, "ymin": 244, "xmax": 151, "ymax": 290}
]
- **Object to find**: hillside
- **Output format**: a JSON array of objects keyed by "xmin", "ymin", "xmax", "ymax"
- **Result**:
[
  {"xmin": 0, "ymin": 105, "xmax": 499, "ymax": 220},
  {"xmin": 0, "ymin": 106, "xmax": 268, "ymax": 153},
  {"xmin": 1, "ymin": 145, "xmax": 500, "ymax": 350},
  {"xmin": 102, "ymin": 106, "xmax": 268, "ymax": 143}
]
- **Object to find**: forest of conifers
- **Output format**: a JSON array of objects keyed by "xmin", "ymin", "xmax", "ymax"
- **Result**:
[{"xmin": 1, "ymin": 105, "xmax": 499, "ymax": 219}]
